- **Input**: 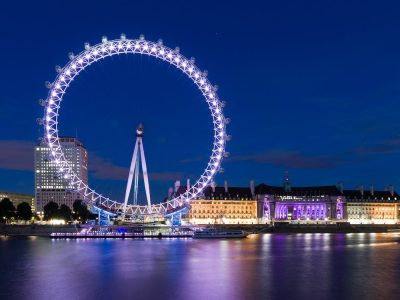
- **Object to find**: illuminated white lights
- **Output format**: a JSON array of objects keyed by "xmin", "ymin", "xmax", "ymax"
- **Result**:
[{"xmin": 43, "ymin": 37, "xmax": 227, "ymax": 217}]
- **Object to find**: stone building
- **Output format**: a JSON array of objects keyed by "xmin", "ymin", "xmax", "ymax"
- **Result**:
[{"xmin": 344, "ymin": 186, "xmax": 399, "ymax": 224}]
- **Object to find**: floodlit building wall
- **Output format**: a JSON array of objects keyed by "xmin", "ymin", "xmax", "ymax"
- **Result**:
[
  {"xmin": 35, "ymin": 137, "xmax": 88, "ymax": 212},
  {"xmin": 187, "ymin": 199, "xmax": 258, "ymax": 224}
]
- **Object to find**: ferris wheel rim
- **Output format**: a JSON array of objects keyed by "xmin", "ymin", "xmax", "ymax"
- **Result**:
[{"xmin": 42, "ymin": 35, "xmax": 227, "ymax": 216}]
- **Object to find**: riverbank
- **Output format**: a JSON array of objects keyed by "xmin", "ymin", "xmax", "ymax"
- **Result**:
[{"xmin": 2, "ymin": 223, "xmax": 400, "ymax": 236}]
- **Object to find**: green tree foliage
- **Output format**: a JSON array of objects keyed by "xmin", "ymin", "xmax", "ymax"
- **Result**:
[
  {"xmin": 43, "ymin": 201, "xmax": 59, "ymax": 220},
  {"xmin": 16, "ymin": 202, "xmax": 33, "ymax": 222},
  {"xmin": 0, "ymin": 198, "xmax": 16, "ymax": 223},
  {"xmin": 58, "ymin": 204, "xmax": 72, "ymax": 222},
  {"xmin": 73, "ymin": 199, "xmax": 91, "ymax": 222}
]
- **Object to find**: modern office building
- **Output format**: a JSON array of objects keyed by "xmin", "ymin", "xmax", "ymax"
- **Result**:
[
  {"xmin": 0, "ymin": 192, "xmax": 35, "ymax": 212},
  {"xmin": 34, "ymin": 137, "xmax": 88, "ymax": 213}
]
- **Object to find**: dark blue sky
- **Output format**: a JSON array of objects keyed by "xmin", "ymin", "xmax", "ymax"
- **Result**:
[{"xmin": 1, "ymin": 0, "xmax": 400, "ymax": 204}]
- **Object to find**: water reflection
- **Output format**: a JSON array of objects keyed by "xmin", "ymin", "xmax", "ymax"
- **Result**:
[{"xmin": 1, "ymin": 233, "xmax": 399, "ymax": 300}]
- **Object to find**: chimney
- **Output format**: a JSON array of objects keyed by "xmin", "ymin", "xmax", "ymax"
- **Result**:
[
  {"xmin": 211, "ymin": 181, "xmax": 216, "ymax": 193},
  {"xmin": 174, "ymin": 180, "xmax": 180, "ymax": 193},
  {"xmin": 224, "ymin": 180, "xmax": 228, "ymax": 193},
  {"xmin": 359, "ymin": 185, "xmax": 364, "ymax": 197},
  {"xmin": 337, "ymin": 182, "xmax": 344, "ymax": 194},
  {"xmin": 250, "ymin": 180, "xmax": 255, "ymax": 197},
  {"xmin": 168, "ymin": 187, "xmax": 173, "ymax": 198},
  {"xmin": 389, "ymin": 185, "xmax": 394, "ymax": 196},
  {"xmin": 186, "ymin": 179, "xmax": 190, "ymax": 190},
  {"xmin": 370, "ymin": 185, "xmax": 374, "ymax": 196}
]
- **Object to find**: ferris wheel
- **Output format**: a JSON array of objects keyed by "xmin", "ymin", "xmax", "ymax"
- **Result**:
[{"xmin": 40, "ymin": 34, "xmax": 228, "ymax": 218}]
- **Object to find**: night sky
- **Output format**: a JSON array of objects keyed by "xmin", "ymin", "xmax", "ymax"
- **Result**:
[{"xmin": 1, "ymin": 0, "xmax": 400, "ymax": 205}]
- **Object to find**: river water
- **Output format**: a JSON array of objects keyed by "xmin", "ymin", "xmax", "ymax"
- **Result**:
[{"xmin": 1, "ymin": 233, "xmax": 400, "ymax": 300}]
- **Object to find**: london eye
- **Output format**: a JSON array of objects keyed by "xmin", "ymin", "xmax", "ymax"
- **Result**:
[{"xmin": 41, "ymin": 34, "xmax": 228, "ymax": 219}]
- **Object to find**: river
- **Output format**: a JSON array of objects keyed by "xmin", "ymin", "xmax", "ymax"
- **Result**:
[{"xmin": 1, "ymin": 233, "xmax": 400, "ymax": 300}]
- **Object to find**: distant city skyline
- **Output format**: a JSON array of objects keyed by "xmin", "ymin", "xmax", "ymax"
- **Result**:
[{"xmin": 1, "ymin": 1, "xmax": 400, "ymax": 204}]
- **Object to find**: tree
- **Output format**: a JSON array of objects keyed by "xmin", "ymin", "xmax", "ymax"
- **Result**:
[
  {"xmin": 16, "ymin": 202, "xmax": 33, "ymax": 222},
  {"xmin": 0, "ymin": 198, "xmax": 16, "ymax": 223},
  {"xmin": 58, "ymin": 204, "xmax": 72, "ymax": 222},
  {"xmin": 43, "ymin": 201, "xmax": 59, "ymax": 220},
  {"xmin": 73, "ymin": 200, "xmax": 90, "ymax": 222}
]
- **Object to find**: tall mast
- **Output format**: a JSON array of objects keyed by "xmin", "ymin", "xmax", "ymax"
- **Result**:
[{"xmin": 122, "ymin": 124, "xmax": 152, "ymax": 218}]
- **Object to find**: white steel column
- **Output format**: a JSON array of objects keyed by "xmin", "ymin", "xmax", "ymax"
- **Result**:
[
  {"xmin": 123, "ymin": 139, "xmax": 139, "ymax": 214},
  {"xmin": 133, "ymin": 149, "xmax": 140, "ymax": 205},
  {"xmin": 139, "ymin": 140, "xmax": 152, "ymax": 210}
]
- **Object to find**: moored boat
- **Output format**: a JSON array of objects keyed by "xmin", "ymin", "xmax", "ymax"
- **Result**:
[{"xmin": 193, "ymin": 229, "xmax": 249, "ymax": 239}]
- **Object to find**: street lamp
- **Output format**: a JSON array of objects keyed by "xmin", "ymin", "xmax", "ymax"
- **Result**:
[{"xmin": 38, "ymin": 212, "xmax": 44, "ymax": 224}]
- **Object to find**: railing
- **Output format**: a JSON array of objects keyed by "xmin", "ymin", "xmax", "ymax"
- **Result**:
[{"xmin": 50, "ymin": 231, "xmax": 194, "ymax": 238}]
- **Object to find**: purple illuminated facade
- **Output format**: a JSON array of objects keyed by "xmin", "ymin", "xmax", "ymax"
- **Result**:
[{"xmin": 256, "ymin": 184, "xmax": 347, "ymax": 223}]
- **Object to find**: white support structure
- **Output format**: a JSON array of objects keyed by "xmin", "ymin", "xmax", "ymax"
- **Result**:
[{"xmin": 123, "ymin": 124, "xmax": 152, "ymax": 216}]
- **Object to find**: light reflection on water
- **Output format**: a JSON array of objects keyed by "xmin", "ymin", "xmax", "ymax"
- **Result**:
[{"xmin": 1, "ymin": 233, "xmax": 400, "ymax": 300}]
